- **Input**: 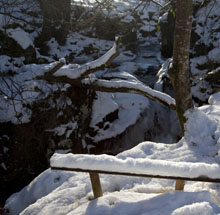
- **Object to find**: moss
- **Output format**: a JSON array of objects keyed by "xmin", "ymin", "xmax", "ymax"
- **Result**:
[
  {"xmin": 176, "ymin": 106, "xmax": 186, "ymax": 135},
  {"xmin": 168, "ymin": 63, "xmax": 188, "ymax": 135}
]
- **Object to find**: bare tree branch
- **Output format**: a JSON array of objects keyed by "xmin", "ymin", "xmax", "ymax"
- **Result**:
[
  {"xmin": 150, "ymin": 0, "xmax": 164, "ymax": 7},
  {"xmin": 0, "ymin": 11, "xmax": 36, "ymax": 26}
]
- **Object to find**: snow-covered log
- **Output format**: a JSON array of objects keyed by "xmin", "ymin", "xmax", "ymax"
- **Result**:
[{"xmin": 82, "ymin": 78, "xmax": 176, "ymax": 109}]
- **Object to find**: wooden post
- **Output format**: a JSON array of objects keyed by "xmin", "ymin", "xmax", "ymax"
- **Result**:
[
  {"xmin": 89, "ymin": 172, "xmax": 103, "ymax": 199},
  {"xmin": 175, "ymin": 180, "xmax": 184, "ymax": 190}
]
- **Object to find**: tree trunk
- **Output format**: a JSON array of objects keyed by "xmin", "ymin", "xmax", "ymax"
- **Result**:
[
  {"xmin": 39, "ymin": 0, "xmax": 71, "ymax": 45},
  {"xmin": 168, "ymin": 0, "xmax": 193, "ymax": 135},
  {"xmin": 169, "ymin": 0, "xmax": 193, "ymax": 190}
]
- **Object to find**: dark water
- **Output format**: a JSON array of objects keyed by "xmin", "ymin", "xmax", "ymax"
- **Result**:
[{"xmin": 134, "ymin": 44, "xmax": 163, "ymax": 87}]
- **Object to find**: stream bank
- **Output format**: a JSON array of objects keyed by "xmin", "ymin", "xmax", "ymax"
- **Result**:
[{"xmin": 88, "ymin": 42, "xmax": 181, "ymax": 155}]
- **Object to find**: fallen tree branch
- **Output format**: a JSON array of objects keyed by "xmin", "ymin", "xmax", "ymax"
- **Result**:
[
  {"xmin": 81, "ymin": 78, "xmax": 176, "ymax": 109},
  {"xmin": 43, "ymin": 73, "xmax": 176, "ymax": 110},
  {"xmin": 44, "ymin": 36, "xmax": 120, "ymax": 82},
  {"xmin": 42, "ymin": 35, "xmax": 176, "ymax": 110},
  {"xmin": 0, "ymin": 11, "xmax": 37, "ymax": 26},
  {"xmin": 44, "ymin": 60, "xmax": 65, "ymax": 81}
]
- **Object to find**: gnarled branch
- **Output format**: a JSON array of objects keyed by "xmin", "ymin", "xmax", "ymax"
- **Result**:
[
  {"xmin": 42, "ymin": 36, "xmax": 176, "ymax": 110},
  {"xmin": 44, "ymin": 36, "xmax": 120, "ymax": 82}
]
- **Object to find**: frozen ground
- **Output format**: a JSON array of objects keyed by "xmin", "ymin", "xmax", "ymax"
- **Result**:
[{"xmin": 5, "ymin": 92, "xmax": 220, "ymax": 214}]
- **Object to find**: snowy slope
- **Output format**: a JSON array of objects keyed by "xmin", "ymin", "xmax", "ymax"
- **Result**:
[
  {"xmin": 2, "ymin": 0, "xmax": 220, "ymax": 214},
  {"xmin": 5, "ymin": 94, "xmax": 220, "ymax": 214}
]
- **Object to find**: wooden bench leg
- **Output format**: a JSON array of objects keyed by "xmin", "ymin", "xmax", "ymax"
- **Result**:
[
  {"xmin": 89, "ymin": 172, "xmax": 103, "ymax": 199},
  {"xmin": 175, "ymin": 180, "xmax": 185, "ymax": 190}
]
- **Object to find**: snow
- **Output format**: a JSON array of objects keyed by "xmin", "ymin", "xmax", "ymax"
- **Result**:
[
  {"xmin": 59, "ymin": 58, "xmax": 66, "ymax": 64},
  {"xmin": 140, "ymin": 22, "xmax": 156, "ymax": 32},
  {"xmin": 64, "ymin": 191, "xmax": 219, "ymax": 215},
  {"xmin": 90, "ymin": 92, "xmax": 118, "ymax": 128},
  {"xmin": 50, "ymin": 152, "xmax": 220, "ymax": 179},
  {"xmin": 190, "ymin": 56, "xmax": 208, "ymax": 76},
  {"xmin": 190, "ymin": 0, "xmax": 220, "ymax": 101},
  {"xmin": 48, "ymin": 32, "xmax": 113, "ymax": 60},
  {"xmin": 0, "ymin": 62, "xmax": 59, "ymax": 124},
  {"xmin": 7, "ymin": 27, "xmax": 34, "ymax": 50},
  {"xmin": 117, "ymin": 62, "xmax": 138, "ymax": 74},
  {"xmin": 4, "ymin": 169, "xmax": 77, "ymax": 215},
  {"xmin": 48, "ymin": 120, "xmax": 78, "ymax": 138},
  {"xmin": 82, "ymin": 78, "xmax": 176, "ymax": 107},
  {"xmin": 54, "ymin": 37, "xmax": 118, "ymax": 79},
  {"xmin": 159, "ymin": 12, "xmax": 168, "ymax": 23},
  {"xmin": 89, "ymin": 89, "xmax": 149, "ymax": 143},
  {"xmin": 106, "ymin": 93, "xmax": 148, "ymax": 138},
  {"xmin": 10, "ymin": 183, "xmax": 219, "ymax": 215},
  {"xmin": 46, "ymin": 38, "xmax": 176, "ymax": 143},
  {"xmin": 154, "ymin": 58, "xmax": 171, "ymax": 91},
  {"xmin": 208, "ymin": 48, "xmax": 220, "ymax": 63},
  {"xmin": 172, "ymin": 201, "xmax": 219, "ymax": 215},
  {"xmin": 2, "ymin": 0, "xmax": 220, "ymax": 214},
  {"xmin": 5, "ymin": 104, "xmax": 220, "ymax": 214},
  {"xmin": 0, "ymin": 55, "xmax": 25, "ymax": 73},
  {"xmin": 113, "ymin": 51, "xmax": 136, "ymax": 64},
  {"xmin": 209, "ymin": 92, "xmax": 220, "ymax": 106}
]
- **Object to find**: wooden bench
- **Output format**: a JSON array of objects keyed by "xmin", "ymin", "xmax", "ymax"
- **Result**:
[{"xmin": 50, "ymin": 153, "xmax": 220, "ymax": 199}]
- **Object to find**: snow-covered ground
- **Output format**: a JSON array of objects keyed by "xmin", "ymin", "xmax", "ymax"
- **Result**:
[
  {"xmin": 5, "ymin": 92, "xmax": 220, "ymax": 214},
  {"xmin": 2, "ymin": 0, "xmax": 220, "ymax": 214}
]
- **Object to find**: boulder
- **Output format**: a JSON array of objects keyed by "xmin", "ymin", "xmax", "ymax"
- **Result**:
[{"xmin": 0, "ymin": 28, "xmax": 36, "ymax": 63}]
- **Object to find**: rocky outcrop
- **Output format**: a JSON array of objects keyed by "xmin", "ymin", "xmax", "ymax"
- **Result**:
[
  {"xmin": 157, "ymin": 0, "xmax": 220, "ymax": 105},
  {"xmin": 0, "ymin": 28, "xmax": 36, "ymax": 63},
  {"xmin": 0, "ymin": 86, "xmax": 95, "ymax": 206},
  {"xmin": 190, "ymin": 0, "xmax": 220, "ymax": 104}
]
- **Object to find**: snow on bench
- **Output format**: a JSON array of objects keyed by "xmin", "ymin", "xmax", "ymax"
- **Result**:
[{"xmin": 50, "ymin": 153, "xmax": 220, "ymax": 199}]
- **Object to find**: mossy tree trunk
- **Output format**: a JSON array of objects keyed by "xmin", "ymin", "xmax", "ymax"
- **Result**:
[{"xmin": 168, "ymin": 0, "xmax": 193, "ymax": 135}]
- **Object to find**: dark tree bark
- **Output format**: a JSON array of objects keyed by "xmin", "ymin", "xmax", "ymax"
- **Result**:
[
  {"xmin": 168, "ymin": 0, "xmax": 193, "ymax": 135},
  {"xmin": 39, "ymin": 0, "xmax": 71, "ymax": 45},
  {"xmin": 159, "ymin": 8, "xmax": 175, "ymax": 58}
]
